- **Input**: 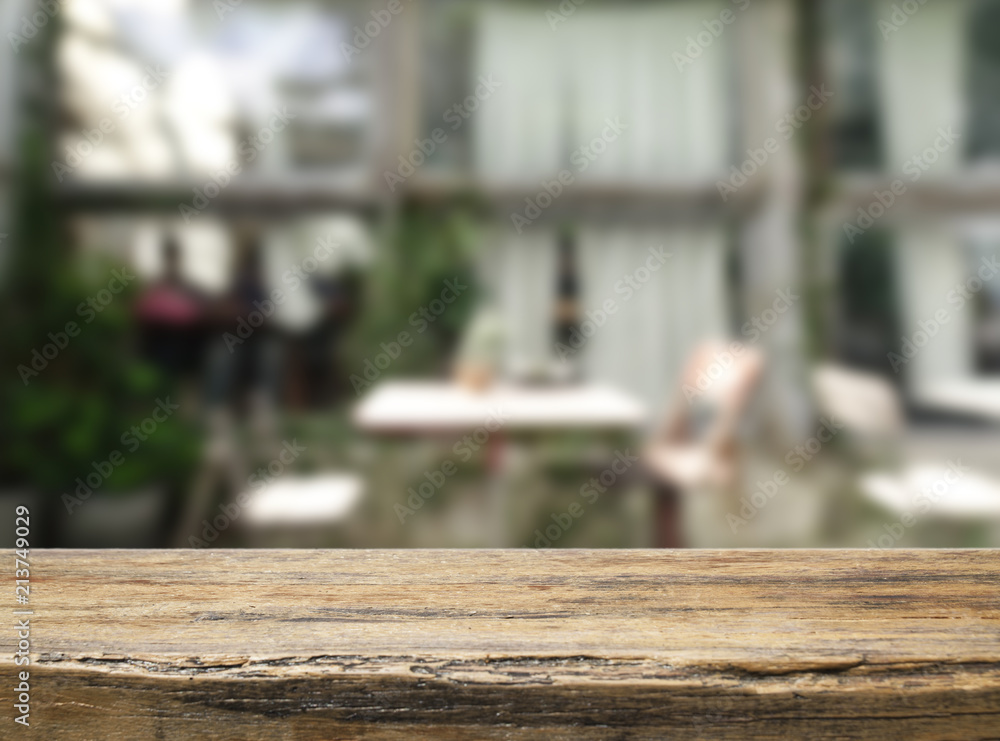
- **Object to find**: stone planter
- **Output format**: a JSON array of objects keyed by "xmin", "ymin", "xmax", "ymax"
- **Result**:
[{"xmin": 59, "ymin": 486, "xmax": 168, "ymax": 548}]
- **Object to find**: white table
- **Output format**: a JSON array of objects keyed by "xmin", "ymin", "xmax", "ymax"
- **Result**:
[
  {"xmin": 913, "ymin": 381, "xmax": 1000, "ymax": 421},
  {"xmin": 354, "ymin": 381, "xmax": 648, "ymax": 433},
  {"xmin": 354, "ymin": 381, "xmax": 648, "ymax": 545},
  {"xmin": 244, "ymin": 475, "xmax": 364, "ymax": 526}
]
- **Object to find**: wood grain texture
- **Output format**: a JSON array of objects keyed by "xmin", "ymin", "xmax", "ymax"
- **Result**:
[{"xmin": 2, "ymin": 549, "xmax": 999, "ymax": 739}]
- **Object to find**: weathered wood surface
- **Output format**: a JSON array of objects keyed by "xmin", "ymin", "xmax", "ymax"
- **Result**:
[{"xmin": 2, "ymin": 549, "xmax": 999, "ymax": 739}]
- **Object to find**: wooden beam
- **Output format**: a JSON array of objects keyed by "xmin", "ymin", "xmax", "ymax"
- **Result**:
[{"xmin": 4, "ymin": 549, "xmax": 999, "ymax": 738}]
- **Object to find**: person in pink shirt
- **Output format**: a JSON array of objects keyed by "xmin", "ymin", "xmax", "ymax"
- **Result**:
[{"xmin": 135, "ymin": 236, "xmax": 207, "ymax": 380}]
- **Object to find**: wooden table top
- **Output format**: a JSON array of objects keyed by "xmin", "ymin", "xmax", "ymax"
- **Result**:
[{"xmin": 5, "ymin": 549, "xmax": 999, "ymax": 739}]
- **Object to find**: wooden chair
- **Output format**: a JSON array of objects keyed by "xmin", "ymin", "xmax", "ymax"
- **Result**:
[
  {"xmin": 644, "ymin": 340, "xmax": 765, "ymax": 547},
  {"xmin": 812, "ymin": 363, "xmax": 1000, "ymax": 545}
]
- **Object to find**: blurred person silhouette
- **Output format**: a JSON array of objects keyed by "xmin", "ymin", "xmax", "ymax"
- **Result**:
[
  {"xmin": 204, "ymin": 232, "xmax": 283, "ymax": 428},
  {"xmin": 176, "ymin": 232, "xmax": 284, "ymax": 545},
  {"xmin": 134, "ymin": 234, "xmax": 208, "ymax": 406},
  {"xmin": 264, "ymin": 216, "xmax": 372, "ymax": 405},
  {"xmin": 555, "ymin": 235, "xmax": 580, "ymax": 348},
  {"xmin": 643, "ymin": 340, "xmax": 766, "ymax": 547},
  {"xmin": 306, "ymin": 264, "xmax": 362, "ymax": 405}
]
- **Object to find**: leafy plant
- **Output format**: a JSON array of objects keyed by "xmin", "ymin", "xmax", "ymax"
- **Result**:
[
  {"xmin": 0, "ymin": 99, "xmax": 199, "ymax": 501},
  {"xmin": 344, "ymin": 204, "xmax": 482, "ymax": 377},
  {"xmin": 1, "ymin": 256, "xmax": 199, "ymax": 497}
]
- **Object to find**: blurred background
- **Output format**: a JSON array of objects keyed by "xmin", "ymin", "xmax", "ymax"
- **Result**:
[{"xmin": 2, "ymin": 0, "xmax": 1000, "ymax": 549}]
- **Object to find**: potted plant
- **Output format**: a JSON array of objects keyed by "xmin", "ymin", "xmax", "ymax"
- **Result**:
[
  {"xmin": 1, "ymin": 251, "xmax": 200, "ymax": 546},
  {"xmin": 0, "ymin": 52, "xmax": 201, "ymax": 544}
]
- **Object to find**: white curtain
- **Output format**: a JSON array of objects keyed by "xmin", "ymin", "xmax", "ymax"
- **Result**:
[
  {"xmin": 474, "ymin": 3, "xmax": 733, "ymax": 409},
  {"xmin": 475, "ymin": 1, "xmax": 730, "ymax": 186},
  {"xmin": 877, "ymin": 0, "xmax": 976, "ymax": 390},
  {"xmin": 893, "ymin": 226, "xmax": 974, "ymax": 390},
  {"xmin": 576, "ymin": 226, "xmax": 730, "ymax": 416},
  {"xmin": 875, "ymin": 0, "xmax": 967, "ymax": 175},
  {"xmin": 478, "ymin": 228, "xmax": 559, "ymax": 375},
  {"xmin": 474, "ymin": 6, "xmax": 566, "ymax": 185}
]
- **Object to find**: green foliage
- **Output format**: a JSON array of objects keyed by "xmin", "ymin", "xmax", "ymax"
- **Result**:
[
  {"xmin": 344, "ymin": 205, "xmax": 482, "ymax": 377},
  {"xmin": 1, "ymin": 255, "xmax": 200, "ymax": 496},
  {"xmin": 0, "ymin": 66, "xmax": 200, "ymax": 499},
  {"xmin": 1, "ymin": 139, "xmax": 200, "ymax": 496}
]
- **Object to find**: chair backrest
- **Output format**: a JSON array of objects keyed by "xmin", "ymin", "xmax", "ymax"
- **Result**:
[
  {"xmin": 657, "ymin": 340, "xmax": 765, "ymax": 447},
  {"xmin": 811, "ymin": 364, "xmax": 904, "ymax": 439}
]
